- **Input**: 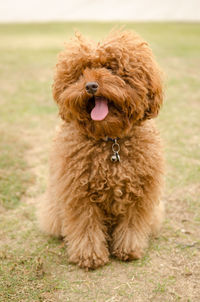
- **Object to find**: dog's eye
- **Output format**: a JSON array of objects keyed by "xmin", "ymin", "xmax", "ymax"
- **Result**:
[{"xmin": 106, "ymin": 67, "xmax": 114, "ymax": 74}]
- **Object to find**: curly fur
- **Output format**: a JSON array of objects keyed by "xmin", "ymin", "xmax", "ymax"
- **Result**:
[{"xmin": 38, "ymin": 30, "xmax": 165, "ymax": 269}]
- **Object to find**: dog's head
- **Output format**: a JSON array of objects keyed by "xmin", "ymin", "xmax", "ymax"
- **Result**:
[{"xmin": 53, "ymin": 31, "xmax": 163, "ymax": 139}]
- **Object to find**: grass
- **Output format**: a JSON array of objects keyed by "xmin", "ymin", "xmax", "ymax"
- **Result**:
[
  {"xmin": 0, "ymin": 129, "xmax": 32, "ymax": 209},
  {"xmin": 0, "ymin": 22, "xmax": 200, "ymax": 301}
]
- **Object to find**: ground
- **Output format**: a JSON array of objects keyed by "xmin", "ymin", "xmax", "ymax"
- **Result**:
[{"xmin": 0, "ymin": 22, "xmax": 200, "ymax": 302}]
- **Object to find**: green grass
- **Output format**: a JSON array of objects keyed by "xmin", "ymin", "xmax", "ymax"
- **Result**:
[
  {"xmin": 0, "ymin": 22, "xmax": 200, "ymax": 302},
  {"xmin": 0, "ymin": 129, "xmax": 32, "ymax": 209}
]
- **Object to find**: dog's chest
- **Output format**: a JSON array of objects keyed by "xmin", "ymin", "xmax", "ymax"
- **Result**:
[{"xmin": 86, "ymin": 141, "xmax": 134, "ymax": 214}]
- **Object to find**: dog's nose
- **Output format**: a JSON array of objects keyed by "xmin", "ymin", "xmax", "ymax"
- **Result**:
[{"xmin": 85, "ymin": 82, "xmax": 98, "ymax": 94}]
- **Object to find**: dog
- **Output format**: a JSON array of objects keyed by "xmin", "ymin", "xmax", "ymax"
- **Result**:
[{"xmin": 38, "ymin": 30, "xmax": 165, "ymax": 269}]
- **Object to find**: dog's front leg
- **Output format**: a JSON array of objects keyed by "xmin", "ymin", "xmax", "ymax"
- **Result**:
[
  {"xmin": 62, "ymin": 202, "xmax": 109, "ymax": 269},
  {"xmin": 111, "ymin": 204, "xmax": 153, "ymax": 261}
]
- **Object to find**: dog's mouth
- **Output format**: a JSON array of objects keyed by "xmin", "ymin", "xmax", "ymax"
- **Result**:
[{"xmin": 87, "ymin": 96, "xmax": 109, "ymax": 121}]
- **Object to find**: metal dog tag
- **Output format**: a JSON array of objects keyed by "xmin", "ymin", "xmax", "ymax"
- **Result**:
[
  {"xmin": 111, "ymin": 152, "xmax": 120, "ymax": 162},
  {"xmin": 110, "ymin": 139, "xmax": 120, "ymax": 163}
]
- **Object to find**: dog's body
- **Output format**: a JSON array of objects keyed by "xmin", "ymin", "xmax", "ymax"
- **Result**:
[{"xmin": 38, "ymin": 31, "xmax": 165, "ymax": 269}]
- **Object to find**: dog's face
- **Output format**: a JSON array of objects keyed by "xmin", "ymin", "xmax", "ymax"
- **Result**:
[{"xmin": 53, "ymin": 31, "xmax": 163, "ymax": 139}]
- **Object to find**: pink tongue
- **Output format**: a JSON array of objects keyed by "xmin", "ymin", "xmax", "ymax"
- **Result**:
[{"xmin": 91, "ymin": 98, "xmax": 109, "ymax": 121}]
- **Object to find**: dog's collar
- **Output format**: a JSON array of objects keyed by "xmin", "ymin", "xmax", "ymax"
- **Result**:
[
  {"xmin": 105, "ymin": 137, "xmax": 119, "ymax": 142},
  {"xmin": 104, "ymin": 137, "xmax": 121, "ymax": 163}
]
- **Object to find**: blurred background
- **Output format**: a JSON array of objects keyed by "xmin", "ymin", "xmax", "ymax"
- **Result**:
[
  {"xmin": 0, "ymin": 1, "xmax": 200, "ymax": 302},
  {"xmin": 0, "ymin": 0, "xmax": 200, "ymax": 22}
]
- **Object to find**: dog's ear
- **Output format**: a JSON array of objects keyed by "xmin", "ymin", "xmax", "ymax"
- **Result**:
[{"xmin": 144, "ymin": 70, "xmax": 163, "ymax": 120}]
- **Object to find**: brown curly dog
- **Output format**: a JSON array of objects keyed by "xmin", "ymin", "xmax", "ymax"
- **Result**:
[{"xmin": 38, "ymin": 30, "xmax": 165, "ymax": 269}]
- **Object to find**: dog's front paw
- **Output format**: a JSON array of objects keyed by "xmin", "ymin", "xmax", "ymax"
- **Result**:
[
  {"xmin": 67, "ymin": 236, "xmax": 109, "ymax": 270},
  {"xmin": 77, "ymin": 253, "xmax": 109, "ymax": 270},
  {"xmin": 113, "ymin": 247, "xmax": 143, "ymax": 261},
  {"xmin": 112, "ymin": 227, "xmax": 147, "ymax": 261},
  {"xmin": 69, "ymin": 248, "xmax": 109, "ymax": 270}
]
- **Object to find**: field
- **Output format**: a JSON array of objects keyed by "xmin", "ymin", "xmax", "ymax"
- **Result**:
[{"xmin": 0, "ymin": 22, "xmax": 200, "ymax": 301}]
